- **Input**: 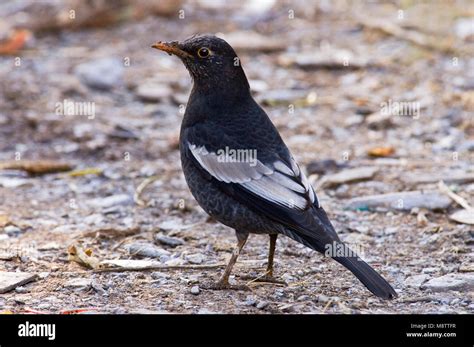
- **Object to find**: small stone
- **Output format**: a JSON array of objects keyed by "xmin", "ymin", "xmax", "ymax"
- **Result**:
[
  {"xmin": 344, "ymin": 114, "xmax": 364, "ymax": 126},
  {"xmin": 0, "ymin": 177, "xmax": 31, "ymax": 188},
  {"xmin": 36, "ymin": 303, "xmax": 51, "ymax": 310},
  {"xmin": 158, "ymin": 219, "xmax": 191, "ymax": 232},
  {"xmin": 278, "ymin": 48, "xmax": 368, "ymax": 70},
  {"xmin": 64, "ymin": 278, "xmax": 92, "ymax": 289},
  {"xmin": 422, "ymin": 267, "xmax": 438, "ymax": 274},
  {"xmin": 4, "ymin": 225, "xmax": 22, "ymax": 236},
  {"xmin": 365, "ymin": 112, "xmax": 394, "ymax": 129},
  {"xmin": 88, "ymin": 194, "xmax": 133, "ymax": 208},
  {"xmin": 319, "ymin": 167, "xmax": 378, "ymax": 188},
  {"xmin": 307, "ymin": 159, "xmax": 345, "ymax": 176},
  {"xmin": 74, "ymin": 57, "xmax": 124, "ymax": 90},
  {"xmin": 405, "ymin": 274, "xmax": 430, "ymax": 288},
  {"xmin": 297, "ymin": 295, "xmax": 310, "ymax": 301},
  {"xmin": 422, "ymin": 273, "xmax": 474, "ymax": 293},
  {"xmin": 151, "ymin": 272, "xmax": 169, "ymax": 280},
  {"xmin": 15, "ymin": 286, "xmax": 29, "ymax": 293},
  {"xmin": 136, "ymin": 83, "xmax": 172, "ymax": 102},
  {"xmin": 345, "ymin": 191, "xmax": 452, "ymax": 211},
  {"xmin": 125, "ymin": 242, "xmax": 170, "ymax": 261},
  {"xmin": 155, "ymin": 234, "xmax": 185, "ymax": 247},
  {"xmin": 317, "ymin": 294, "xmax": 330, "ymax": 303},
  {"xmin": 190, "ymin": 286, "xmax": 200, "ymax": 295},
  {"xmin": 197, "ymin": 308, "xmax": 217, "ymax": 314},
  {"xmin": 0, "ymin": 272, "xmax": 37, "ymax": 294},
  {"xmin": 91, "ymin": 280, "xmax": 106, "ymax": 295},
  {"xmin": 451, "ymin": 298, "xmax": 461, "ymax": 305},
  {"xmin": 256, "ymin": 301, "xmax": 269, "ymax": 309},
  {"xmin": 454, "ymin": 17, "xmax": 474, "ymax": 41},
  {"xmin": 259, "ymin": 89, "xmax": 309, "ymax": 106},
  {"xmin": 186, "ymin": 253, "xmax": 205, "ymax": 264},
  {"xmin": 244, "ymin": 296, "xmax": 257, "ymax": 306}
]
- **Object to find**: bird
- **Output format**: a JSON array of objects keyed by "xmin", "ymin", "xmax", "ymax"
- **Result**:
[{"xmin": 152, "ymin": 35, "xmax": 397, "ymax": 299}]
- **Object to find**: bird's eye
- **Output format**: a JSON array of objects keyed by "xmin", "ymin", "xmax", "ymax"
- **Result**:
[{"xmin": 197, "ymin": 47, "xmax": 210, "ymax": 58}]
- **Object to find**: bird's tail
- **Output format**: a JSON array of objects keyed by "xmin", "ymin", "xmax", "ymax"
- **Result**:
[
  {"xmin": 300, "ymin": 233, "xmax": 397, "ymax": 299},
  {"xmin": 333, "ymin": 253, "xmax": 397, "ymax": 300}
]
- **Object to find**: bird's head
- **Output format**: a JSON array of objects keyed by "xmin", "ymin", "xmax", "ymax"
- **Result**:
[{"xmin": 152, "ymin": 35, "xmax": 250, "ymax": 93}]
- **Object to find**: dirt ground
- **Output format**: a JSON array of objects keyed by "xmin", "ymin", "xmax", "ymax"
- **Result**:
[{"xmin": 0, "ymin": 1, "xmax": 473, "ymax": 314}]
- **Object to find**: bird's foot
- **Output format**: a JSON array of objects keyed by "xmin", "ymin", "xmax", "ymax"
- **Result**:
[
  {"xmin": 201, "ymin": 279, "xmax": 250, "ymax": 291},
  {"xmin": 239, "ymin": 274, "xmax": 287, "ymax": 285}
]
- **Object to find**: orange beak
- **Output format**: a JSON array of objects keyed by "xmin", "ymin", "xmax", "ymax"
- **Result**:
[{"xmin": 151, "ymin": 41, "xmax": 192, "ymax": 59}]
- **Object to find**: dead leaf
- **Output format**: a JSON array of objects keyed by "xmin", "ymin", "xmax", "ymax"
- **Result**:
[
  {"xmin": 368, "ymin": 146, "xmax": 395, "ymax": 157},
  {"xmin": 0, "ymin": 160, "xmax": 73, "ymax": 175},
  {"xmin": 449, "ymin": 209, "xmax": 474, "ymax": 225},
  {"xmin": 67, "ymin": 244, "xmax": 100, "ymax": 269},
  {"xmin": 68, "ymin": 167, "xmax": 103, "ymax": 177},
  {"xmin": 0, "ymin": 214, "xmax": 10, "ymax": 227},
  {"xmin": 0, "ymin": 29, "xmax": 31, "ymax": 55}
]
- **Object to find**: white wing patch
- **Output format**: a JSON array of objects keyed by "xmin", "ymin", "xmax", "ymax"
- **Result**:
[{"xmin": 188, "ymin": 143, "xmax": 320, "ymax": 210}]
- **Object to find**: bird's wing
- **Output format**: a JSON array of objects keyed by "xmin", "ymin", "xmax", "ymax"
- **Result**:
[
  {"xmin": 188, "ymin": 142, "xmax": 318, "ymax": 210},
  {"xmin": 183, "ymin": 124, "xmax": 340, "ymax": 248}
]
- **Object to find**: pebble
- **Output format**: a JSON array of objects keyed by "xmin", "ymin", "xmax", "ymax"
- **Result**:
[
  {"xmin": 15, "ymin": 286, "xmax": 29, "ymax": 293},
  {"xmin": 0, "ymin": 272, "xmax": 37, "ymax": 294},
  {"xmin": 190, "ymin": 286, "xmax": 200, "ymax": 295},
  {"xmin": 186, "ymin": 253, "xmax": 205, "ymax": 264},
  {"xmin": 136, "ymin": 83, "xmax": 172, "ymax": 102},
  {"xmin": 155, "ymin": 234, "xmax": 185, "ymax": 247},
  {"xmin": 422, "ymin": 273, "xmax": 474, "ymax": 293},
  {"xmin": 64, "ymin": 278, "xmax": 92, "ymax": 289},
  {"xmin": 317, "ymin": 294, "xmax": 330, "ymax": 303},
  {"xmin": 125, "ymin": 242, "xmax": 170, "ymax": 261},
  {"xmin": 345, "ymin": 191, "xmax": 452, "ymax": 211},
  {"xmin": 244, "ymin": 296, "xmax": 257, "ymax": 306},
  {"xmin": 278, "ymin": 48, "xmax": 368, "ymax": 70},
  {"xmin": 158, "ymin": 219, "xmax": 190, "ymax": 232},
  {"xmin": 454, "ymin": 17, "xmax": 474, "ymax": 40},
  {"xmin": 4, "ymin": 225, "xmax": 22, "ymax": 236},
  {"xmin": 319, "ymin": 167, "xmax": 378, "ymax": 188},
  {"xmin": 151, "ymin": 272, "xmax": 170, "ymax": 280},
  {"xmin": 88, "ymin": 194, "xmax": 133, "ymax": 208},
  {"xmin": 74, "ymin": 57, "xmax": 124, "ymax": 90},
  {"xmin": 259, "ymin": 89, "xmax": 308, "ymax": 106},
  {"xmin": 0, "ymin": 177, "xmax": 31, "ymax": 188},
  {"xmin": 256, "ymin": 301, "xmax": 269, "ymax": 309},
  {"xmin": 404, "ymin": 274, "xmax": 430, "ymax": 288},
  {"xmin": 306, "ymin": 159, "xmax": 345, "ymax": 175}
]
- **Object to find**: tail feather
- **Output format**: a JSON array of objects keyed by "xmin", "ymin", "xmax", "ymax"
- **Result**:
[
  {"xmin": 294, "ymin": 230, "xmax": 398, "ymax": 299},
  {"xmin": 334, "ymin": 255, "xmax": 397, "ymax": 300}
]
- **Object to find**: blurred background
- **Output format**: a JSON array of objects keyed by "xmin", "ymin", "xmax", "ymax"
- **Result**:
[{"xmin": 0, "ymin": 0, "xmax": 472, "ymax": 314}]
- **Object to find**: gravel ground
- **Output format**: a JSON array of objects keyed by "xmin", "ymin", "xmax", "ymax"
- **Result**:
[{"xmin": 0, "ymin": 1, "xmax": 472, "ymax": 314}]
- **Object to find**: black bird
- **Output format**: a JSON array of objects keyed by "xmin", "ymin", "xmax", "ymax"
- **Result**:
[{"xmin": 152, "ymin": 35, "xmax": 397, "ymax": 299}]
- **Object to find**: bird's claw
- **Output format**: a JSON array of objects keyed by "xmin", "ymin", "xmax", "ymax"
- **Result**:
[{"xmin": 239, "ymin": 274, "xmax": 287, "ymax": 285}]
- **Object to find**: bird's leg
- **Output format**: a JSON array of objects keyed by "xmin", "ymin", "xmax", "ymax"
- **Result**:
[
  {"xmin": 266, "ymin": 233, "xmax": 277, "ymax": 277},
  {"xmin": 204, "ymin": 232, "xmax": 250, "ymax": 291},
  {"xmin": 240, "ymin": 234, "xmax": 286, "ymax": 285}
]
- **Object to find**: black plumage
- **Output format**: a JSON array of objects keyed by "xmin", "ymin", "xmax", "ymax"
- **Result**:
[{"xmin": 152, "ymin": 35, "xmax": 397, "ymax": 299}]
